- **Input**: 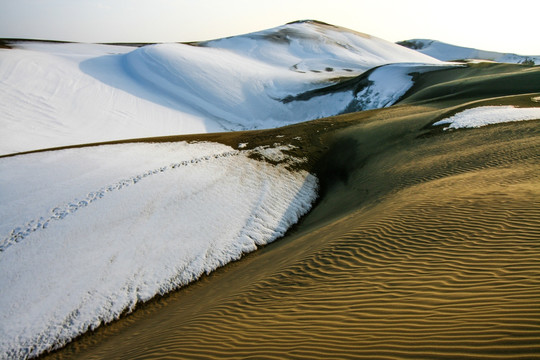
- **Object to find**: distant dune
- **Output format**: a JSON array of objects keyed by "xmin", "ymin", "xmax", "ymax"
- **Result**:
[
  {"xmin": 0, "ymin": 20, "xmax": 539, "ymax": 360},
  {"xmin": 398, "ymin": 38, "xmax": 540, "ymax": 65}
]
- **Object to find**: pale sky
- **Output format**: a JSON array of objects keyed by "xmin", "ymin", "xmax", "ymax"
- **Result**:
[{"xmin": 1, "ymin": 0, "xmax": 539, "ymax": 55}]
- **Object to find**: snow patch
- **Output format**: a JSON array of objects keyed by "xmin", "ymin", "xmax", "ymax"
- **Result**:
[
  {"xmin": 433, "ymin": 106, "xmax": 540, "ymax": 130},
  {"xmin": 0, "ymin": 142, "xmax": 318, "ymax": 359},
  {"xmin": 251, "ymin": 144, "xmax": 304, "ymax": 163},
  {"xmin": 348, "ymin": 63, "xmax": 449, "ymax": 111}
]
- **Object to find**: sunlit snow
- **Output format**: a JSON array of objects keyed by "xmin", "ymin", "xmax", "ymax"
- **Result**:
[
  {"xmin": 433, "ymin": 106, "xmax": 540, "ymax": 129},
  {"xmin": 0, "ymin": 142, "xmax": 317, "ymax": 359},
  {"xmin": 0, "ymin": 21, "xmax": 442, "ymax": 155}
]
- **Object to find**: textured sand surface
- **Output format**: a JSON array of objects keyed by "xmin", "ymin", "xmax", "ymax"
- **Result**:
[
  {"xmin": 42, "ymin": 94, "xmax": 540, "ymax": 359},
  {"xmin": 0, "ymin": 46, "xmax": 523, "ymax": 360}
]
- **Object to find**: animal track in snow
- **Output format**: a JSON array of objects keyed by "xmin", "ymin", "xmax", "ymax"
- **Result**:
[{"xmin": 0, "ymin": 150, "xmax": 240, "ymax": 252}]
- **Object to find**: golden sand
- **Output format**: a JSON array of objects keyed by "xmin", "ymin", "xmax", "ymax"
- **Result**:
[
  {"xmin": 44, "ymin": 113, "xmax": 540, "ymax": 360},
  {"xmin": 41, "ymin": 64, "xmax": 540, "ymax": 359}
]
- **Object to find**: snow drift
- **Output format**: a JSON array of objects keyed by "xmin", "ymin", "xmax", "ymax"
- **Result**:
[{"xmin": 0, "ymin": 141, "xmax": 318, "ymax": 359}]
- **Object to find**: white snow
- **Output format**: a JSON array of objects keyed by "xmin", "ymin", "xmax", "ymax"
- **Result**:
[
  {"xmin": 0, "ymin": 21, "xmax": 442, "ymax": 155},
  {"xmin": 252, "ymin": 144, "xmax": 305, "ymax": 163},
  {"xmin": 203, "ymin": 21, "xmax": 440, "ymax": 74},
  {"xmin": 400, "ymin": 39, "xmax": 540, "ymax": 65},
  {"xmin": 433, "ymin": 106, "xmax": 540, "ymax": 129},
  {"xmin": 0, "ymin": 42, "xmax": 220, "ymax": 155},
  {"xmin": 0, "ymin": 141, "xmax": 318, "ymax": 359},
  {"xmin": 352, "ymin": 63, "xmax": 440, "ymax": 111},
  {"xmin": 353, "ymin": 65, "xmax": 411, "ymax": 109},
  {"xmin": 334, "ymin": 63, "xmax": 453, "ymax": 112}
]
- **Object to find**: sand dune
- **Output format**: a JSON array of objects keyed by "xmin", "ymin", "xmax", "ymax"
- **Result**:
[
  {"xmin": 1, "ymin": 20, "xmax": 537, "ymax": 357},
  {"xmin": 42, "ymin": 59, "xmax": 540, "ymax": 358},
  {"xmin": 46, "ymin": 131, "xmax": 540, "ymax": 358},
  {"xmin": 0, "ymin": 21, "xmax": 442, "ymax": 155}
]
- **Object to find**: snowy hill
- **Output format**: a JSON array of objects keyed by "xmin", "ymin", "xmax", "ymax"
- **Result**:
[
  {"xmin": 398, "ymin": 39, "xmax": 540, "ymax": 65},
  {"xmin": 0, "ymin": 20, "xmax": 443, "ymax": 155},
  {"xmin": 200, "ymin": 20, "xmax": 439, "ymax": 73}
]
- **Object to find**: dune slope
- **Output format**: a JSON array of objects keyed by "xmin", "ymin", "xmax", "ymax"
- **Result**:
[{"xmin": 42, "ymin": 63, "xmax": 540, "ymax": 359}]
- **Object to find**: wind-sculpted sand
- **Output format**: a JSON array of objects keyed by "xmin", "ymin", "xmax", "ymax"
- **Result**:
[{"xmin": 43, "ymin": 86, "xmax": 540, "ymax": 358}]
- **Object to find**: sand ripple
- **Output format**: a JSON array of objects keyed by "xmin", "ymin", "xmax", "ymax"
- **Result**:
[{"xmin": 44, "ymin": 113, "xmax": 540, "ymax": 360}]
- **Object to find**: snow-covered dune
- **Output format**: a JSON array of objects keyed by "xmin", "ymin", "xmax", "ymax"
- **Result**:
[
  {"xmin": 398, "ymin": 39, "xmax": 540, "ymax": 65},
  {"xmin": 121, "ymin": 42, "xmax": 337, "ymax": 131},
  {"xmin": 201, "ymin": 20, "xmax": 439, "ymax": 73},
  {"xmin": 0, "ymin": 142, "xmax": 317, "ymax": 359},
  {"xmin": 0, "ymin": 20, "xmax": 442, "ymax": 155}
]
